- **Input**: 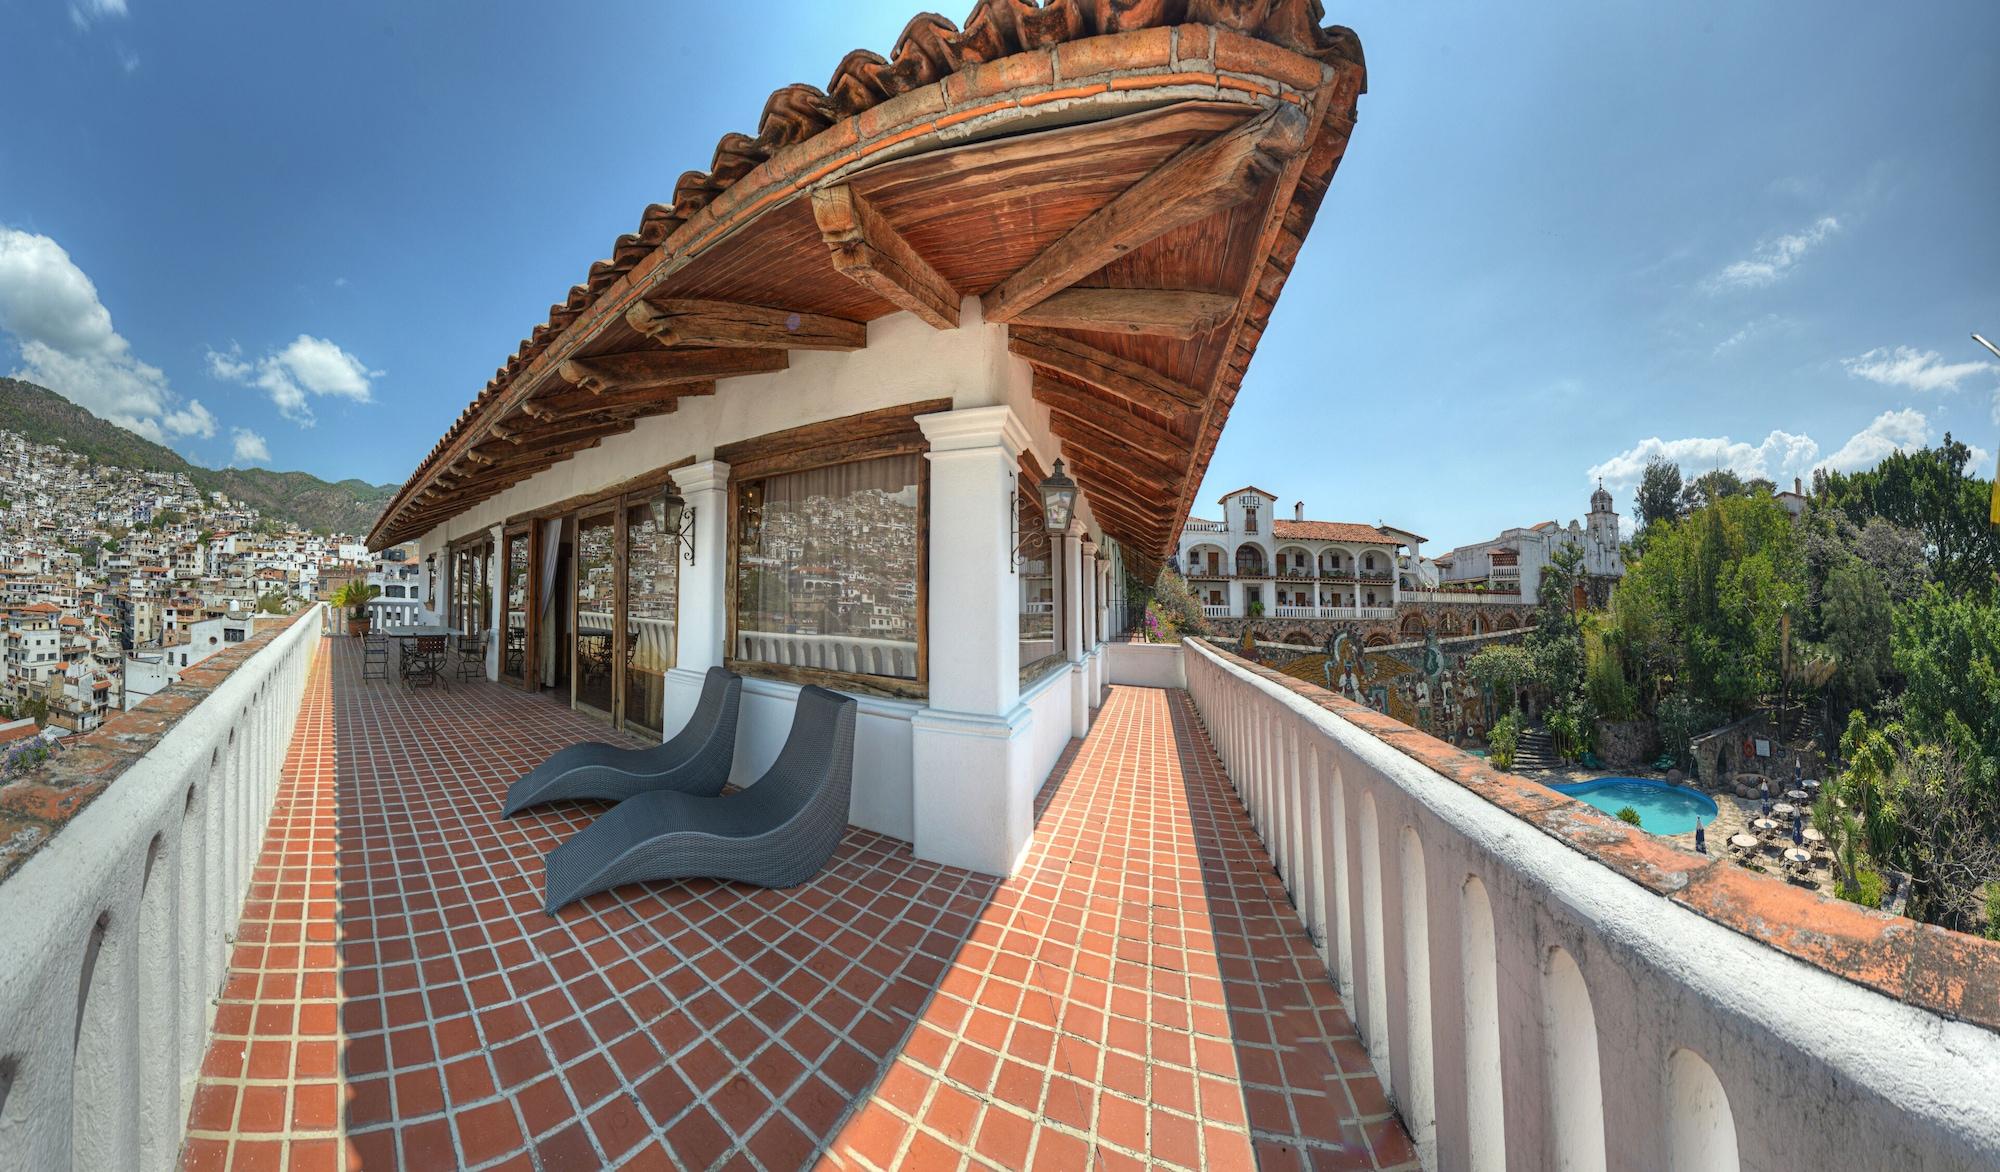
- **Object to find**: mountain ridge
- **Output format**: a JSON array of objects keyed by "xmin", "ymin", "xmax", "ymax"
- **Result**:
[{"xmin": 0, "ymin": 377, "xmax": 399, "ymax": 536}]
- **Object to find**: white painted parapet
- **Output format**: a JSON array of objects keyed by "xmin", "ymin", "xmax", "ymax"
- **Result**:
[
  {"xmin": 1106, "ymin": 640, "xmax": 1185, "ymax": 690},
  {"xmin": 1181, "ymin": 637, "xmax": 2000, "ymax": 1171},
  {"xmin": 0, "ymin": 606, "xmax": 322, "ymax": 1171}
]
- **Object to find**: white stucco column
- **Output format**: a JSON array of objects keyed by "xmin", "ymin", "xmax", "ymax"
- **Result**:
[
  {"xmin": 1064, "ymin": 525, "xmax": 1089, "ymax": 736},
  {"xmin": 910, "ymin": 405, "xmax": 1035, "ymax": 876},
  {"xmin": 670, "ymin": 460, "xmax": 731, "ymax": 671},
  {"xmin": 657, "ymin": 460, "xmax": 731, "ymax": 741}
]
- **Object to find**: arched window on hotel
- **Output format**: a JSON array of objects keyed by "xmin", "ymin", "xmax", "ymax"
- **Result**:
[{"xmin": 1235, "ymin": 544, "xmax": 1266, "ymax": 577}]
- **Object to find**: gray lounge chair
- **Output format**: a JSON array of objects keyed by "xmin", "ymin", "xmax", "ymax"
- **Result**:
[
  {"xmin": 502, "ymin": 666, "xmax": 742, "ymax": 817},
  {"xmin": 540, "ymin": 684, "xmax": 856, "ymax": 913}
]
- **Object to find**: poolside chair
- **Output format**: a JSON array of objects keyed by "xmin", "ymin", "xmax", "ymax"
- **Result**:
[
  {"xmin": 540, "ymin": 684, "xmax": 856, "ymax": 913},
  {"xmin": 503, "ymin": 666, "xmax": 742, "ymax": 817},
  {"xmin": 361, "ymin": 632, "xmax": 389, "ymax": 682}
]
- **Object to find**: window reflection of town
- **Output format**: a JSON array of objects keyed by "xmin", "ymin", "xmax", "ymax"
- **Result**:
[
  {"xmin": 735, "ymin": 458, "xmax": 919, "ymax": 680},
  {"xmin": 1017, "ymin": 488, "xmax": 1056, "ymax": 675}
]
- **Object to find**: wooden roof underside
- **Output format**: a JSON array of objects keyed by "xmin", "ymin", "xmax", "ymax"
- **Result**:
[{"xmin": 372, "ymin": 18, "xmax": 1365, "ymax": 570}]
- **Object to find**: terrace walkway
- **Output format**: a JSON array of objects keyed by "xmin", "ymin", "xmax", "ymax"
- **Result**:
[{"xmin": 181, "ymin": 639, "xmax": 1413, "ymax": 1170}]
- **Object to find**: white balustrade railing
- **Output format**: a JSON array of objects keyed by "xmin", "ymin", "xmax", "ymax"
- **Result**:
[
  {"xmin": 1201, "ymin": 604, "xmax": 1232, "ymax": 618},
  {"xmin": 0, "ymin": 605, "xmax": 322, "ymax": 1171},
  {"xmin": 736, "ymin": 630, "xmax": 918, "ymax": 679},
  {"xmin": 1180, "ymin": 637, "xmax": 2000, "ymax": 1170},
  {"xmin": 1400, "ymin": 590, "xmax": 1526, "ymax": 607}
]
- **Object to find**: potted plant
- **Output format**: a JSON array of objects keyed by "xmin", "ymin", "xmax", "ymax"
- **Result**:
[{"xmin": 335, "ymin": 580, "xmax": 381, "ymax": 636}]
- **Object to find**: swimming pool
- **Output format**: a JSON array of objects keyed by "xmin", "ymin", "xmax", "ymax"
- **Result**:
[{"xmin": 1548, "ymin": 777, "xmax": 1718, "ymax": 836}]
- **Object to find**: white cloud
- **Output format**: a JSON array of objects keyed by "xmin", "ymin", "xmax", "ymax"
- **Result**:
[
  {"xmin": 1821, "ymin": 408, "xmax": 1929, "ymax": 472},
  {"xmin": 1713, "ymin": 313, "xmax": 1789, "ymax": 355},
  {"xmin": 230, "ymin": 428, "xmax": 271, "ymax": 465},
  {"xmin": 0, "ymin": 227, "xmax": 218, "ymax": 443},
  {"xmin": 1588, "ymin": 430, "xmax": 1820, "ymax": 492},
  {"xmin": 208, "ymin": 334, "xmax": 379, "ymax": 425},
  {"xmin": 1705, "ymin": 215, "xmax": 1840, "ymax": 292},
  {"xmin": 161, "ymin": 398, "xmax": 217, "ymax": 440},
  {"xmin": 69, "ymin": 0, "xmax": 127, "ymax": 29},
  {"xmin": 1590, "ymin": 408, "xmax": 1944, "ymax": 492},
  {"xmin": 1842, "ymin": 345, "xmax": 1995, "ymax": 394}
]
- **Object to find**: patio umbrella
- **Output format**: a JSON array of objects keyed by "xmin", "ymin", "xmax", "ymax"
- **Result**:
[{"xmin": 1791, "ymin": 819, "xmax": 1804, "ymax": 846}]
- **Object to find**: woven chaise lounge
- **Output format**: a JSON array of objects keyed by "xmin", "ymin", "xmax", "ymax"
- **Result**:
[
  {"xmin": 502, "ymin": 666, "xmax": 742, "ymax": 817},
  {"xmin": 540, "ymin": 684, "xmax": 857, "ymax": 913}
]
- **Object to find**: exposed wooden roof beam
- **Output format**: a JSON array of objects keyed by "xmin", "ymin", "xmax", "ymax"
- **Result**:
[
  {"xmin": 1032, "ymin": 375, "xmax": 1184, "ymax": 466},
  {"xmin": 1047, "ymin": 414, "xmax": 1182, "ymax": 486},
  {"xmin": 523, "ymin": 380, "xmax": 717, "ymax": 419},
  {"xmin": 1009, "ymin": 328, "xmax": 1202, "ymax": 417},
  {"xmin": 1008, "ymin": 289, "xmax": 1236, "ymax": 339},
  {"xmin": 811, "ymin": 184, "xmax": 960, "ymax": 330},
  {"xmin": 1061, "ymin": 453, "xmax": 1178, "ymax": 520},
  {"xmin": 981, "ymin": 103, "xmax": 1311, "ymax": 323},
  {"xmin": 625, "ymin": 299, "xmax": 866, "ymax": 351},
  {"xmin": 558, "ymin": 348, "xmax": 785, "ymax": 394}
]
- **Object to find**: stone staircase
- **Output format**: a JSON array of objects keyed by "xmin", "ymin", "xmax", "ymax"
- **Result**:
[{"xmin": 1512, "ymin": 726, "xmax": 1560, "ymax": 772}]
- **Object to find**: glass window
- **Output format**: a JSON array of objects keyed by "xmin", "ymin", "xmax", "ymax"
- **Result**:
[
  {"xmin": 623, "ymin": 498, "xmax": 678, "ymax": 736},
  {"xmin": 734, "ymin": 454, "xmax": 921, "ymax": 681},
  {"xmin": 503, "ymin": 531, "xmax": 530, "ymax": 683},
  {"xmin": 573, "ymin": 513, "xmax": 616, "ymax": 713},
  {"xmin": 1244, "ymin": 507, "xmax": 1258, "ymax": 533},
  {"xmin": 1017, "ymin": 485, "xmax": 1061, "ymax": 680}
]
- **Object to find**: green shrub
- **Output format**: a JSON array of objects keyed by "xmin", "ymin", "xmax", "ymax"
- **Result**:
[
  {"xmin": 1489, "ymin": 711, "xmax": 1522, "ymax": 771},
  {"xmin": 1837, "ymin": 868, "xmax": 1885, "ymax": 909},
  {"xmin": 1616, "ymin": 806, "xmax": 1642, "ymax": 827},
  {"xmin": 1985, "ymin": 883, "xmax": 2000, "ymax": 942},
  {"xmin": 1655, "ymin": 692, "xmax": 1717, "ymax": 768}
]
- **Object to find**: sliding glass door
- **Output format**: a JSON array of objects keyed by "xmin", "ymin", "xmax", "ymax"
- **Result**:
[
  {"xmin": 622, "ymin": 496, "xmax": 678, "ymax": 737},
  {"xmin": 502, "ymin": 528, "xmax": 531, "ymax": 686},
  {"xmin": 572, "ymin": 510, "xmax": 617, "ymax": 716}
]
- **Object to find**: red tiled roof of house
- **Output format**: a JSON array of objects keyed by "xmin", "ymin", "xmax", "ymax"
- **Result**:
[
  {"xmin": 1272, "ymin": 519, "xmax": 1398, "ymax": 543},
  {"xmin": 371, "ymin": 1, "xmax": 1365, "ymax": 550},
  {"xmin": 0, "ymin": 720, "xmax": 38, "ymax": 745}
]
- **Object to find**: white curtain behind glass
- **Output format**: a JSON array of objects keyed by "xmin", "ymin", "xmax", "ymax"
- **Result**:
[{"xmin": 735, "ymin": 455, "xmax": 920, "ymax": 680}]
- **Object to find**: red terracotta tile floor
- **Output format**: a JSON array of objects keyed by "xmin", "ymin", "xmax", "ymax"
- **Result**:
[{"xmin": 182, "ymin": 639, "xmax": 1414, "ymax": 1170}]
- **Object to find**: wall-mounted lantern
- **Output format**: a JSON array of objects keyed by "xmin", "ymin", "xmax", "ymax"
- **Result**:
[
  {"xmin": 654, "ymin": 488, "xmax": 698, "ymax": 565},
  {"xmin": 1038, "ymin": 460, "xmax": 1078, "ymax": 533}
]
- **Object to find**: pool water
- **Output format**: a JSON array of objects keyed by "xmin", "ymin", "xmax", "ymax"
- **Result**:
[{"xmin": 1548, "ymin": 777, "xmax": 1718, "ymax": 836}]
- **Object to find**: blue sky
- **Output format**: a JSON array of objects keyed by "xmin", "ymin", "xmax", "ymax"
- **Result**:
[{"xmin": 1, "ymin": 1, "xmax": 1995, "ymax": 548}]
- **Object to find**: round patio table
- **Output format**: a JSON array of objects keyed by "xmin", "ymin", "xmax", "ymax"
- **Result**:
[
  {"xmin": 1802, "ymin": 778, "xmax": 1820, "ymax": 792},
  {"xmin": 1772, "ymin": 802, "xmax": 1795, "ymax": 817},
  {"xmin": 1801, "ymin": 827, "xmax": 1824, "ymax": 844},
  {"xmin": 1752, "ymin": 818, "xmax": 1779, "ymax": 833},
  {"xmin": 1784, "ymin": 847, "xmax": 1811, "ymax": 865},
  {"xmin": 1785, "ymin": 789, "xmax": 1808, "ymax": 802},
  {"xmin": 1730, "ymin": 834, "xmax": 1759, "ymax": 851}
]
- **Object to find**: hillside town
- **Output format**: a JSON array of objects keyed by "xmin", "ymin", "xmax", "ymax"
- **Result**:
[{"xmin": 0, "ymin": 427, "xmax": 374, "ymax": 737}]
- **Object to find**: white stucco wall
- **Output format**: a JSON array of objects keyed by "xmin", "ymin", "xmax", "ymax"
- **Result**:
[
  {"xmin": 1106, "ymin": 640, "xmax": 1186, "ymax": 689},
  {"xmin": 414, "ymin": 301, "xmax": 1109, "ymax": 876}
]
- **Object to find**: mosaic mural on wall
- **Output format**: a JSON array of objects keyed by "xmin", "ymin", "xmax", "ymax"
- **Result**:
[{"xmin": 1271, "ymin": 628, "xmax": 1530, "ymax": 746}]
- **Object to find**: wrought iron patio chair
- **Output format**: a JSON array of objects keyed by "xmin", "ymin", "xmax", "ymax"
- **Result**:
[
  {"xmin": 504, "ymin": 666, "xmax": 741, "ymax": 817},
  {"xmin": 361, "ymin": 632, "xmax": 389, "ymax": 682},
  {"xmin": 455, "ymin": 629, "xmax": 489, "ymax": 682},
  {"xmin": 402, "ymin": 635, "xmax": 448, "ymax": 689},
  {"xmin": 540, "ymin": 684, "xmax": 855, "ymax": 913}
]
